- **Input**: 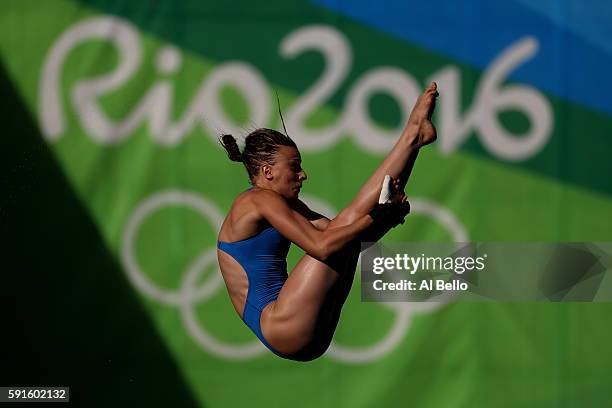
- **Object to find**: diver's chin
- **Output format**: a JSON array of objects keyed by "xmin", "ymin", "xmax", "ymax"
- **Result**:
[{"xmin": 287, "ymin": 189, "xmax": 300, "ymax": 201}]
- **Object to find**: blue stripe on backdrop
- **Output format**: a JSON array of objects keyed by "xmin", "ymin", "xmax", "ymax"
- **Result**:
[
  {"xmin": 515, "ymin": 0, "xmax": 612, "ymax": 55},
  {"xmin": 309, "ymin": 0, "xmax": 612, "ymax": 116}
]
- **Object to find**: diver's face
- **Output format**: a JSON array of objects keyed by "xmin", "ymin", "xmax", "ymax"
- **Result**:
[{"xmin": 270, "ymin": 146, "xmax": 307, "ymax": 200}]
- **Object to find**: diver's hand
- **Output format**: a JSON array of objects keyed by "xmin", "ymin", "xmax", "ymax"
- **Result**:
[{"xmin": 369, "ymin": 198, "xmax": 410, "ymax": 227}]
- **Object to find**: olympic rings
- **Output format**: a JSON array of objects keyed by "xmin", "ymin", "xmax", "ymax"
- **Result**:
[{"xmin": 121, "ymin": 190, "xmax": 468, "ymax": 362}]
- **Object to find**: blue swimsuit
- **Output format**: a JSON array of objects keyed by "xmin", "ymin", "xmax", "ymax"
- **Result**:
[{"xmin": 217, "ymin": 226, "xmax": 290, "ymax": 357}]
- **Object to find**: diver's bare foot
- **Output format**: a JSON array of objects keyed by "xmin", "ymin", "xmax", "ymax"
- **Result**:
[
  {"xmin": 403, "ymin": 82, "xmax": 439, "ymax": 147},
  {"xmin": 418, "ymin": 119, "xmax": 437, "ymax": 147}
]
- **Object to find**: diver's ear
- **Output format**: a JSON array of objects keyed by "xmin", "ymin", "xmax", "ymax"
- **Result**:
[{"xmin": 262, "ymin": 164, "xmax": 274, "ymax": 181}]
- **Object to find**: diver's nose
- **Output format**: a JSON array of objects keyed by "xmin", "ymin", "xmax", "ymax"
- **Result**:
[{"xmin": 299, "ymin": 170, "xmax": 307, "ymax": 181}]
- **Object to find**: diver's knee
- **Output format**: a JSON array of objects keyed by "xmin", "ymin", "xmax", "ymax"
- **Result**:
[{"xmin": 268, "ymin": 326, "xmax": 315, "ymax": 356}]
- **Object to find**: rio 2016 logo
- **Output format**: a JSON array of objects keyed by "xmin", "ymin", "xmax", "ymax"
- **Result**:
[{"xmin": 40, "ymin": 16, "xmax": 552, "ymax": 161}]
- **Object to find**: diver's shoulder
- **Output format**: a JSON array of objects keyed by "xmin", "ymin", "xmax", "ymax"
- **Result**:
[
  {"xmin": 232, "ymin": 188, "xmax": 275, "ymax": 210},
  {"xmin": 241, "ymin": 187, "xmax": 283, "ymax": 203}
]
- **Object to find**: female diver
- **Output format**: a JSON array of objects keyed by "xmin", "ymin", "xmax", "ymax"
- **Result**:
[{"xmin": 217, "ymin": 82, "xmax": 439, "ymax": 361}]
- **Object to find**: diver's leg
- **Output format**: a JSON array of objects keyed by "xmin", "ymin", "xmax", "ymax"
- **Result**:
[
  {"xmin": 260, "ymin": 216, "xmax": 397, "ymax": 358},
  {"xmin": 331, "ymin": 82, "xmax": 438, "ymax": 227},
  {"xmin": 260, "ymin": 250, "xmax": 349, "ymax": 357},
  {"xmin": 261, "ymin": 240, "xmax": 369, "ymax": 360}
]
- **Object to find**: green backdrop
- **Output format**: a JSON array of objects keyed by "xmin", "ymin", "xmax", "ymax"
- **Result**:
[{"xmin": 2, "ymin": 0, "xmax": 612, "ymax": 406}]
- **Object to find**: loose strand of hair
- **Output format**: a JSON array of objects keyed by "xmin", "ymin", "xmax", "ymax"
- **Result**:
[{"xmin": 274, "ymin": 89, "xmax": 289, "ymax": 137}]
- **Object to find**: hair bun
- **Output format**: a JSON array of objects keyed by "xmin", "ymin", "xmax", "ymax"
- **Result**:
[{"xmin": 220, "ymin": 134, "xmax": 243, "ymax": 162}]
